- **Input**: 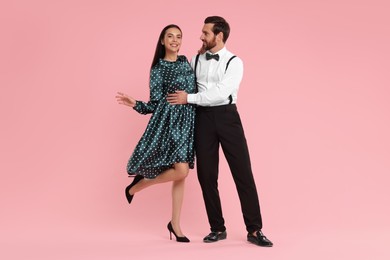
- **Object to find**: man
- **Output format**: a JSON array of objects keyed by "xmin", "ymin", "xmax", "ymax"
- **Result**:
[{"xmin": 167, "ymin": 16, "xmax": 273, "ymax": 247}]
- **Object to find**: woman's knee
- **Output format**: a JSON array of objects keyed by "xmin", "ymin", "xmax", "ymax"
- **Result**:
[{"xmin": 174, "ymin": 163, "xmax": 189, "ymax": 178}]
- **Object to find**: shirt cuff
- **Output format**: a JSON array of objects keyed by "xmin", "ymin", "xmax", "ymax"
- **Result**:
[{"xmin": 187, "ymin": 93, "xmax": 197, "ymax": 104}]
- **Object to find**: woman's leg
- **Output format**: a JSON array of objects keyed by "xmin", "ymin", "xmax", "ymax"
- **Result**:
[
  {"xmin": 130, "ymin": 163, "xmax": 189, "ymax": 237},
  {"xmin": 129, "ymin": 162, "xmax": 189, "ymax": 195},
  {"xmin": 169, "ymin": 163, "xmax": 189, "ymax": 236},
  {"xmin": 170, "ymin": 178, "xmax": 186, "ymax": 236}
]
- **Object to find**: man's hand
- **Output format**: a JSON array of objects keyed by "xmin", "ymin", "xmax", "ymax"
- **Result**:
[{"xmin": 167, "ymin": 90, "xmax": 188, "ymax": 105}]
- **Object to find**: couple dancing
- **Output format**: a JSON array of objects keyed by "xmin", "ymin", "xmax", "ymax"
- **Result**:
[{"xmin": 115, "ymin": 16, "xmax": 273, "ymax": 247}]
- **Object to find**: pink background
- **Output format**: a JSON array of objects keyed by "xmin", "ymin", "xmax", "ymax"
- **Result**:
[{"xmin": 1, "ymin": 0, "xmax": 389, "ymax": 259}]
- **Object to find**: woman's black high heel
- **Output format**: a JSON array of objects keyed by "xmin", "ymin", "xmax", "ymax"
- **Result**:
[
  {"xmin": 125, "ymin": 175, "xmax": 144, "ymax": 204},
  {"xmin": 167, "ymin": 222, "xmax": 190, "ymax": 243}
]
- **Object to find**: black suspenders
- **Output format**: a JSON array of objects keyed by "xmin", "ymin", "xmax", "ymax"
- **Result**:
[
  {"xmin": 225, "ymin": 55, "xmax": 236, "ymax": 104},
  {"xmin": 194, "ymin": 54, "xmax": 200, "ymax": 93},
  {"xmin": 194, "ymin": 54, "xmax": 237, "ymax": 104}
]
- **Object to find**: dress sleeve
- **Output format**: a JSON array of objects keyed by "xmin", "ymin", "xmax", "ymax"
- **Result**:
[{"xmin": 133, "ymin": 67, "xmax": 164, "ymax": 114}]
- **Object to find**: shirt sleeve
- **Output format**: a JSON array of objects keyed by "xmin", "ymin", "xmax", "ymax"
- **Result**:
[
  {"xmin": 133, "ymin": 68, "xmax": 163, "ymax": 114},
  {"xmin": 187, "ymin": 57, "xmax": 243, "ymax": 106}
]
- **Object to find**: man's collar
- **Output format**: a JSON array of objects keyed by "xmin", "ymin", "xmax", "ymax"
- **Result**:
[{"xmin": 207, "ymin": 46, "xmax": 226, "ymax": 56}]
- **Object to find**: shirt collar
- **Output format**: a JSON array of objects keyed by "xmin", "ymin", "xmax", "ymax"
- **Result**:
[{"xmin": 206, "ymin": 46, "xmax": 227, "ymax": 57}]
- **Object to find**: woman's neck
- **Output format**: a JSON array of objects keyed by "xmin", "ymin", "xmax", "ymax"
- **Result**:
[{"xmin": 164, "ymin": 52, "xmax": 178, "ymax": 61}]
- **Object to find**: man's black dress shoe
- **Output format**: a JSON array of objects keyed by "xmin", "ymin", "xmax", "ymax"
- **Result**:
[
  {"xmin": 247, "ymin": 230, "xmax": 273, "ymax": 247},
  {"xmin": 203, "ymin": 231, "xmax": 227, "ymax": 243}
]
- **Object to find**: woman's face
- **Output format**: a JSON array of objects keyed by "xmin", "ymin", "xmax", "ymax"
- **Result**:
[{"xmin": 161, "ymin": 27, "xmax": 182, "ymax": 54}]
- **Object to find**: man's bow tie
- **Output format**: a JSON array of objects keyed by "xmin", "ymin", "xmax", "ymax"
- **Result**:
[{"xmin": 206, "ymin": 53, "xmax": 219, "ymax": 61}]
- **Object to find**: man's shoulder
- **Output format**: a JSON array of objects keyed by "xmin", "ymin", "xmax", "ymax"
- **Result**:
[
  {"xmin": 190, "ymin": 53, "xmax": 203, "ymax": 60},
  {"xmin": 224, "ymin": 49, "xmax": 240, "ymax": 59},
  {"xmin": 189, "ymin": 53, "xmax": 205, "ymax": 67},
  {"xmin": 224, "ymin": 52, "xmax": 243, "ymax": 68}
]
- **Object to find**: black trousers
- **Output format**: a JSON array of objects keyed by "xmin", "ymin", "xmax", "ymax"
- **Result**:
[{"xmin": 195, "ymin": 104, "xmax": 263, "ymax": 233}]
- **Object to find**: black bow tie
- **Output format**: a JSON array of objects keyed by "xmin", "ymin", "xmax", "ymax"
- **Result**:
[{"xmin": 206, "ymin": 53, "xmax": 219, "ymax": 61}]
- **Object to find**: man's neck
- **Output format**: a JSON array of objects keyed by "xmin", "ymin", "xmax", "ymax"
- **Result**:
[{"xmin": 210, "ymin": 44, "xmax": 225, "ymax": 54}]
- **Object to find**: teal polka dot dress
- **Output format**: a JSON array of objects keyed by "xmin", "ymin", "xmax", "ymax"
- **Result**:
[{"xmin": 126, "ymin": 55, "xmax": 196, "ymax": 179}]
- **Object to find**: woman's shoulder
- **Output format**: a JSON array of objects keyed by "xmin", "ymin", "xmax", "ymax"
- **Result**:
[{"xmin": 178, "ymin": 55, "xmax": 189, "ymax": 63}]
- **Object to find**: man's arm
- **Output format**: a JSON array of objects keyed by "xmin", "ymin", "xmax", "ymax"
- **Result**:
[{"xmin": 188, "ymin": 58, "xmax": 243, "ymax": 106}]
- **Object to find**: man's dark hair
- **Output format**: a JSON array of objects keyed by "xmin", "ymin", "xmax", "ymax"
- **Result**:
[{"xmin": 204, "ymin": 16, "xmax": 230, "ymax": 43}]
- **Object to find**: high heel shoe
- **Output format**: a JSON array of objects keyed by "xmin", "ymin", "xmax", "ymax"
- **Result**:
[
  {"xmin": 167, "ymin": 222, "xmax": 190, "ymax": 243},
  {"xmin": 125, "ymin": 175, "xmax": 144, "ymax": 204}
]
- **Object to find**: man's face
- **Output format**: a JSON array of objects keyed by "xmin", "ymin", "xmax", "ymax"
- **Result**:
[{"xmin": 200, "ymin": 23, "xmax": 217, "ymax": 51}]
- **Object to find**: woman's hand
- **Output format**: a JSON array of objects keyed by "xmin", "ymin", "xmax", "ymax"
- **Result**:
[
  {"xmin": 198, "ymin": 45, "xmax": 206, "ymax": 54},
  {"xmin": 116, "ymin": 92, "xmax": 136, "ymax": 107}
]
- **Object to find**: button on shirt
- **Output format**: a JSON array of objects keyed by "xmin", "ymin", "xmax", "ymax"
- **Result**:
[{"xmin": 188, "ymin": 47, "xmax": 243, "ymax": 107}]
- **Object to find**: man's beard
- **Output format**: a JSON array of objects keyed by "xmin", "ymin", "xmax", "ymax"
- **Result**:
[{"xmin": 203, "ymin": 36, "xmax": 217, "ymax": 51}]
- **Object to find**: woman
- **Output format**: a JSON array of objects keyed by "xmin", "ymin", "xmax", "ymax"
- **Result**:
[{"xmin": 116, "ymin": 24, "xmax": 196, "ymax": 243}]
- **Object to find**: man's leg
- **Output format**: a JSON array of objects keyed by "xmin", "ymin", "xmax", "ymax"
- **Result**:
[
  {"xmin": 195, "ymin": 110, "xmax": 226, "ymax": 232},
  {"xmin": 217, "ymin": 106, "xmax": 263, "ymax": 233}
]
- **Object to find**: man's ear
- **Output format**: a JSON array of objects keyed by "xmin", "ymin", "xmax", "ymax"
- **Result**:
[{"xmin": 217, "ymin": 32, "xmax": 224, "ymax": 42}]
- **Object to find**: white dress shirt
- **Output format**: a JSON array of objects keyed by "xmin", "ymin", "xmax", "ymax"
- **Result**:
[{"xmin": 187, "ymin": 47, "xmax": 243, "ymax": 106}]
